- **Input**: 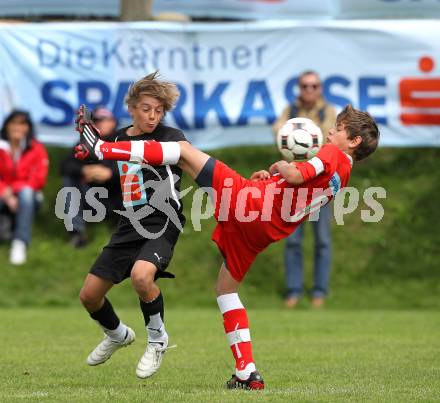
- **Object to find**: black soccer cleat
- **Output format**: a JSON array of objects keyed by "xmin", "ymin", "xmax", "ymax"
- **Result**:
[
  {"xmin": 226, "ymin": 371, "xmax": 265, "ymax": 390},
  {"xmin": 74, "ymin": 104, "xmax": 102, "ymax": 161}
]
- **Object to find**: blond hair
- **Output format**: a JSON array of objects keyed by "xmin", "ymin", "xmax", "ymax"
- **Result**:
[
  {"xmin": 125, "ymin": 71, "xmax": 180, "ymax": 113},
  {"xmin": 337, "ymin": 105, "xmax": 380, "ymax": 161}
]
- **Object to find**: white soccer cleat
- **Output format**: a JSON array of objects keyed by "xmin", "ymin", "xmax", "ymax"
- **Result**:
[
  {"xmin": 86, "ymin": 327, "xmax": 135, "ymax": 366},
  {"xmin": 10, "ymin": 239, "xmax": 27, "ymax": 265},
  {"xmin": 136, "ymin": 338, "xmax": 171, "ymax": 379}
]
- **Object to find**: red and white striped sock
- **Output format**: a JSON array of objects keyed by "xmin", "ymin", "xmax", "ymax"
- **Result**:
[
  {"xmin": 97, "ymin": 140, "xmax": 180, "ymax": 165},
  {"xmin": 217, "ymin": 293, "xmax": 256, "ymax": 380}
]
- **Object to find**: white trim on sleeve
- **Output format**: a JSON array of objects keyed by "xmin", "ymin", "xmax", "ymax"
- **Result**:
[
  {"xmin": 307, "ymin": 157, "xmax": 324, "ymax": 176},
  {"xmin": 161, "ymin": 142, "xmax": 180, "ymax": 164},
  {"xmin": 129, "ymin": 141, "xmax": 145, "ymax": 163}
]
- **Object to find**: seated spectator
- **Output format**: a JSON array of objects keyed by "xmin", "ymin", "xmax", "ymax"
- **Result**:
[
  {"xmin": 0, "ymin": 110, "xmax": 49, "ymax": 265},
  {"xmin": 60, "ymin": 106, "xmax": 121, "ymax": 247}
]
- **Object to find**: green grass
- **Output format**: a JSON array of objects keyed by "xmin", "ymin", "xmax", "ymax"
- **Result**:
[
  {"xmin": 0, "ymin": 146, "xmax": 439, "ymax": 309},
  {"xmin": 0, "ymin": 308, "xmax": 439, "ymax": 402}
]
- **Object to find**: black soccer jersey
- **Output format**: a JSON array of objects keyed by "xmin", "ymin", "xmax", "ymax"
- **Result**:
[{"xmin": 107, "ymin": 123, "xmax": 187, "ymax": 244}]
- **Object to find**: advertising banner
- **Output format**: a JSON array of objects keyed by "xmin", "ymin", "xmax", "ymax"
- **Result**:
[{"xmin": 0, "ymin": 20, "xmax": 439, "ymax": 148}]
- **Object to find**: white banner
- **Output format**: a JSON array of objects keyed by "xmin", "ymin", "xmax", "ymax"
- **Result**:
[{"xmin": 0, "ymin": 20, "xmax": 439, "ymax": 149}]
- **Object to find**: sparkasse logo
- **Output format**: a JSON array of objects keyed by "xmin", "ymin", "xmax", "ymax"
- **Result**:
[{"xmin": 400, "ymin": 56, "xmax": 440, "ymax": 125}]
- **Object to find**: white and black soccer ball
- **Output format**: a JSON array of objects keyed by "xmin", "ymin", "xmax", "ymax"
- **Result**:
[{"xmin": 277, "ymin": 117, "xmax": 323, "ymax": 162}]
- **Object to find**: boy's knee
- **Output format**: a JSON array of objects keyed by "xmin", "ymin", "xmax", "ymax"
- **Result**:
[
  {"xmin": 79, "ymin": 288, "xmax": 101, "ymax": 308},
  {"xmin": 130, "ymin": 264, "xmax": 156, "ymax": 289}
]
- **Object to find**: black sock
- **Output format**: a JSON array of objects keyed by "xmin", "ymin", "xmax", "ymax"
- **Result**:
[
  {"xmin": 89, "ymin": 297, "xmax": 120, "ymax": 330},
  {"xmin": 139, "ymin": 292, "xmax": 164, "ymax": 327}
]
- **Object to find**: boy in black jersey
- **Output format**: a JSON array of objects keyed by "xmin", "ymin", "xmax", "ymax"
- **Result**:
[{"xmin": 78, "ymin": 71, "xmax": 186, "ymax": 379}]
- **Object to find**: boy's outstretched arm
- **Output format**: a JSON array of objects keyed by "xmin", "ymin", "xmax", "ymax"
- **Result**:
[
  {"xmin": 74, "ymin": 105, "xmax": 180, "ymax": 165},
  {"xmin": 269, "ymin": 154, "xmax": 327, "ymax": 185},
  {"xmin": 269, "ymin": 161, "xmax": 305, "ymax": 185},
  {"xmin": 74, "ymin": 105, "xmax": 211, "ymax": 180}
]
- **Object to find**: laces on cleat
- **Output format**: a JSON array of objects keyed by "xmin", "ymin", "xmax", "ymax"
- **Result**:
[
  {"xmin": 226, "ymin": 371, "xmax": 264, "ymax": 390},
  {"xmin": 87, "ymin": 328, "xmax": 135, "ymax": 366},
  {"xmin": 135, "ymin": 340, "xmax": 175, "ymax": 379},
  {"xmin": 148, "ymin": 342, "xmax": 177, "ymax": 355}
]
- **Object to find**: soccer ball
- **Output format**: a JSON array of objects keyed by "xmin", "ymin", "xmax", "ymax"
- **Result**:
[{"xmin": 277, "ymin": 117, "xmax": 323, "ymax": 161}]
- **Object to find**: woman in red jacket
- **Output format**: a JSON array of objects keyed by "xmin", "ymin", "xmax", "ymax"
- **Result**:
[{"xmin": 0, "ymin": 110, "xmax": 49, "ymax": 265}]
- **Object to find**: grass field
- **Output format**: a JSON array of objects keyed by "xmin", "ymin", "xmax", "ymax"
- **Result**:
[
  {"xmin": 0, "ymin": 146, "xmax": 439, "ymax": 401},
  {"xmin": 1, "ymin": 308, "xmax": 439, "ymax": 402}
]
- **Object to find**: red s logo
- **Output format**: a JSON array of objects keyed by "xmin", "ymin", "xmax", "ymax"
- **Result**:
[{"xmin": 400, "ymin": 56, "xmax": 440, "ymax": 125}]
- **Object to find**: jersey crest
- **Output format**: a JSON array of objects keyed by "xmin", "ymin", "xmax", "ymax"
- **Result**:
[{"xmin": 118, "ymin": 161, "xmax": 148, "ymax": 207}]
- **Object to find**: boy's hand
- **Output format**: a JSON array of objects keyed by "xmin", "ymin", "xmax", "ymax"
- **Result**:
[
  {"xmin": 82, "ymin": 165, "xmax": 113, "ymax": 183},
  {"xmin": 74, "ymin": 104, "xmax": 104, "ymax": 161},
  {"xmin": 269, "ymin": 160, "xmax": 290, "ymax": 175},
  {"xmin": 269, "ymin": 160, "xmax": 304, "ymax": 185},
  {"xmin": 250, "ymin": 170, "xmax": 270, "ymax": 181},
  {"xmin": 74, "ymin": 144, "xmax": 90, "ymax": 160}
]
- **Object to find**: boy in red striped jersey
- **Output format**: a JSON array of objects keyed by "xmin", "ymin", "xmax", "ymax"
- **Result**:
[{"xmin": 76, "ymin": 91, "xmax": 379, "ymax": 389}]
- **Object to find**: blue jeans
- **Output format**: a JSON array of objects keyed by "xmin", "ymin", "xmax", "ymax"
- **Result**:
[
  {"xmin": 62, "ymin": 176, "xmax": 88, "ymax": 234},
  {"xmin": 61, "ymin": 176, "xmax": 121, "ymax": 233},
  {"xmin": 284, "ymin": 203, "xmax": 332, "ymax": 299},
  {"xmin": 0, "ymin": 187, "xmax": 39, "ymax": 245}
]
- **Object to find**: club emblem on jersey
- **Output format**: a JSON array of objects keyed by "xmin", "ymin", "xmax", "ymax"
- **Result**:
[
  {"xmin": 118, "ymin": 161, "xmax": 148, "ymax": 207},
  {"xmin": 114, "ymin": 162, "xmax": 189, "ymax": 239}
]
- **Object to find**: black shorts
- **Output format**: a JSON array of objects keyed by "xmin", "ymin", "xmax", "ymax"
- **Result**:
[{"xmin": 90, "ymin": 233, "xmax": 179, "ymax": 284}]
